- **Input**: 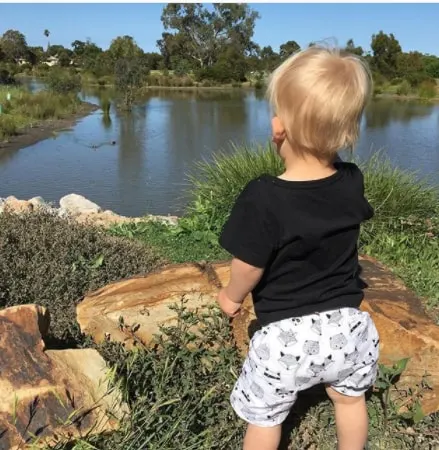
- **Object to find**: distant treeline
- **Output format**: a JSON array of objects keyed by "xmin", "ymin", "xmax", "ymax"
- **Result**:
[{"xmin": 1, "ymin": 4, "xmax": 438, "ymax": 91}]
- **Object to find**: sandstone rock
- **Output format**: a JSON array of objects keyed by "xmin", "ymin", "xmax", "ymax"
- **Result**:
[
  {"xmin": 59, "ymin": 194, "xmax": 102, "ymax": 216},
  {"xmin": 0, "ymin": 304, "xmax": 126, "ymax": 450},
  {"xmin": 3, "ymin": 196, "xmax": 33, "ymax": 214},
  {"xmin": 77, "ymin": 257, "xmax": 439, "ymax": 416},
  {"xmin": 28, "ymin": 196, "xmax": 47, "ymax": 208}
]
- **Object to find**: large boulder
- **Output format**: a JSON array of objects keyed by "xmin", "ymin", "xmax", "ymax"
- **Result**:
[
  {"xmin": 76, "ymin": 257, "xmax": 439, "ymax": 416},
  {"xmin": 59, "ymin": 193, "xmax": 102, "ymax": 216},
  {"xmin": 0, "ymin": 305, "xmax": 126, "ymax": 450}
]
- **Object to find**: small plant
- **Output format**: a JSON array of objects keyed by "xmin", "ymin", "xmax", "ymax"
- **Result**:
[
  {"xmin": 0, "ymin": 114, "xmax": 18, "ymax": 140},
  {"xmin": 100, "ymin": 98, "xmax": 111, "ymax": 117},
  {"xmin": 396, "ymin": 80, "xmax": 411, "ymax": 96},
  {"xmin": 418, "ymin": 80, "xmax": 437, "ymax": 99},
  {"xmin": 375, "ymin": 358, "xmax": 429, "ymax": 428},
  {"xmin": 47, "ymin": 70, "xmax": 81, "ymax": 94}
]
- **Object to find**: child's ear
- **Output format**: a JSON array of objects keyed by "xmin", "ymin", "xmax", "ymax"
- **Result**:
[{"xmin": 271, "ymin": 116, "xmax": 286, "ymax": 145}]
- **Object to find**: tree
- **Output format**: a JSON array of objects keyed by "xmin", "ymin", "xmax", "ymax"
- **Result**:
[
  {"xmin": 159, "ymin": 3, "xmax": 260, "ymax": 70},
  {"xmin": 108, "ymin": 35, "xmax": 143, "ymax": 64},
  {"xmin": 371, "ymin": 31, "xmax": 402, "ymax": 78},
  {"xmin": 47, "ymin": 44, "xmax": 68, "ymax": 57},
  {"xmin": 259, "ymin": 46, "xmax": 280, "ymax": 72},
  {"xmin": 157, "ymin": 32, "xmax": 187, "ymax": 69},
  {"xmin": 279, "ymin": 40, "xmax": 300, "ymax": 61},
  {"xmin": 58, "ymin": 49, "xmax": 72, "ymax": 67},
  {"xmin": 143, "ymin": 52, "xmax": 163, "ymax": 71},
  {"xmin": 114, "ymin": 57, "xmax": 148, "ymax": 110},
  {"xmin": 345, "ymin": 39, "xmax": 363, "ymax": 57},
  {"xmin": 44, "ymin": 29, "xmax": 50, "ymax": 52},
  {"xmin": 0, "ymin": 30, "xmax": 28, "ymax": 62},
  {"xmin": 71, "ymin": 39, "xmax": 103, "ymax": 69},
  {"xmin": 423, "ymin": 54, "xmax": 439, "ymax": 79},
  {"xmin": 108, "ymin": 36, "xmax": 148, "ymax": 109},
  {"xmin": 27, "ymin": 46, "xmax": 44, "ymax": 66},
  {"xmin": 396, "ymin": 51, "xmax": 426, "ymax": 86}
]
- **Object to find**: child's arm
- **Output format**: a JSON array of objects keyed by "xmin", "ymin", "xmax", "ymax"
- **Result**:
[
  {"xmin": 224, "ymin": 258, "xmax": 264, "ymax": 303},
  {"xmin": 218, "ymin": 258, "xmax": 264, "ymax": 317},
  {"xmin": 217, "ymin": 179, "xmax": 277, "ymax": 317}
]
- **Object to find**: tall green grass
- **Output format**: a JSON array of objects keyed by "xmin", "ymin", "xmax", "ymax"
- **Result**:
[{"xmin": 0, "ymin": 86, "xmax": 85, "ymax": 140}]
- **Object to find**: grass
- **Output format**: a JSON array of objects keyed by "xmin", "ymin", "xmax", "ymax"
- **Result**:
[
  {"xmin": 0, "ymin": 86, "xmax": 88, "ymax": 141},
  {"xmin": 377, "ymin": 78, "xmax": 439, "ymax": 101}
]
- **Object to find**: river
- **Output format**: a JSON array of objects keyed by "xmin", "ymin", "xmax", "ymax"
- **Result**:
[{"xmin": 1, "ymin": 80, "xmax": 438, "ymax": 216}]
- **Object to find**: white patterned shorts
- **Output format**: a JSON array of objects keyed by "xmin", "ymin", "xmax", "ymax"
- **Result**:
[{"xmin": 231, "ymin": 307, "xmax": 380, "ymax": 427}]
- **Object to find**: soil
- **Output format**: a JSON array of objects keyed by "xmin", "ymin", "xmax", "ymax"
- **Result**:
[{"xmin": 0, "ymin": 102, "xmax": 99, "ymax": 153}]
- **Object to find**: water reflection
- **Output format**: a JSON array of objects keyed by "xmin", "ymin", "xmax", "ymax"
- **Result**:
[{"xmin": 364, "ymin": 98, "xmax": 434, "ymax": 129}]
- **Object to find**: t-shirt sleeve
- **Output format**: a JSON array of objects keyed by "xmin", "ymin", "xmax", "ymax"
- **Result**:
[{"xmin": 219, "ymin": 180, "xmax": 278, "ymax": 268}]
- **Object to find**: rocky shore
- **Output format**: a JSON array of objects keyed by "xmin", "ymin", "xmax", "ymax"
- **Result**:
[{"xmin": 0, "ymin": 193, "xmax": 179, "ymax": 227}]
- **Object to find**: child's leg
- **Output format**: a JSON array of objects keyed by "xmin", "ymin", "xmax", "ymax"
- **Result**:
[
  {"xmin": 326, "ymin": 386, "xmax": 368, "ymax": 450},
  {"xmin": 243, "ymin": 424, "xmax": 282, "ymax": 450}
]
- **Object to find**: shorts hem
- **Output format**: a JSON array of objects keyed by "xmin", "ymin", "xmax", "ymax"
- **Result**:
[
  {"xmin": 329, "ymin": 385, "xmax": 371, "ymax": 397},
  {"xmin": 231, "ymin": 399, "xmax": 286, "ymax": 427}
]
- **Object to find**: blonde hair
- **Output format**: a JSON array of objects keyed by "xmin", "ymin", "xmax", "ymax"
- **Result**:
[{"xmin": 267, "ymin": 44, "xmax": 372, "ymax": 156}]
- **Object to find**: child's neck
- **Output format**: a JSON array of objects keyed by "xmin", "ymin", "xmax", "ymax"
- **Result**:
[{"xmin": 279, "ymin": 149, "xmax": 337, "ymax": 182}]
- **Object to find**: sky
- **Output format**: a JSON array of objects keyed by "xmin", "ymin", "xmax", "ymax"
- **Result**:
[{"xmin": 0, "ymin": 3, "xmax": 438, "ymax": 56}]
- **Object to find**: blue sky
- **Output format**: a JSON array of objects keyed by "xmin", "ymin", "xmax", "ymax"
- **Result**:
[{"xmin": 0, "ymin": 3, "xmax": 438, "ymax": 55}]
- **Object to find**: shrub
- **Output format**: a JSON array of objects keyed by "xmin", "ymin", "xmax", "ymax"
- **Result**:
[
  {"xmin": 372, "ymin": 71, "xmax": 387, "ymax": 87},
  {"xmin": 0, "ymin": 210, "xmax": 162, "ymax": 344},
  {"xmin": 373, "ymin": 86, "xmax": 383, "ymax": 96},
  {"xmin": 396, "ymin": 80, "xmax": 411, "ymax": 96},
  {"xmin": 406, "ymin": 71, "xmax": 429, "ymax": 88},
  {"xmin": 390, "ymin": 77, "xmax": 403, "ymax": 86},
  {"xmin": 47, "ymin": 70, "xmax": 81, "ymax": 94},
  {"xmin": 418, "ymin": 80, "xmax": 437, "ymax": 99},
  {"xmin": 0, "ymin": 68, "xmax": 16, "ymax": 85},
  {"xmin": 254, "ymin": 79, "xmax": 265, "ymax": 90},
  {"xmin": 10, "ymin": 90, "xmax": 82, "ymax": 121},
  {"xmin": 0, "ymin": 115, "xmax": 18, "ymax": 140}
]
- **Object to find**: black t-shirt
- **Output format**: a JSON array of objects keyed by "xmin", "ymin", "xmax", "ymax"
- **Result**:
[{"xmin": 219, "ymin": 161, "xmax": 374, "ymax": 326}]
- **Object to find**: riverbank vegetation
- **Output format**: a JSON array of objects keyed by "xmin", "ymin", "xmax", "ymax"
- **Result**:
[
  {"xmin": 1, "ymin": 4, "xmax": 438, "ymax": 103},
  {"xmin": 0, "ymin": 83, "xmax": 89, "ymax": 142},
  {"xmin": 1, "ymin": 144, "xmax": 438, "ymax": 448}
]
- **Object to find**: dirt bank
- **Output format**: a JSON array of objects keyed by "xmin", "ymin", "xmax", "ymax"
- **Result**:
[{"xmin": 0, "ymin": 101, "xmax": 99, "ymax": 153}]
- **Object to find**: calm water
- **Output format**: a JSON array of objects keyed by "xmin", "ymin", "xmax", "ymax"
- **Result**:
[{"xmin": 1, "ymin": 80, "xmax": 438, "ymax": 216}]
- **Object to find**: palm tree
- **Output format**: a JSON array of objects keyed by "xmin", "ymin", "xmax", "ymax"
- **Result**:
[{"xmin": 44, "ymin": 29, "xmax": 50, "ymax": 53}]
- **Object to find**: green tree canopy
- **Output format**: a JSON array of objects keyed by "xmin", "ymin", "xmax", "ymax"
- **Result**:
[
  {"xmin": 108, "ymin": 35, "xmax": 143, "ymax": 64},
  {"xmin": 0, "ymin": 29, "xmax": 28, "ymax": 62},
  {"xmin": 279, "ymin": 40, "xmax": 300, "ymax": 61},
  {"xmin": 158, "ymin": 3, "xmax": 259, "ymax": 69},
  {"xmin": 345, "ymin": 39, "xmax": 364, "ymax": 57},
  {"xmin": 371, "ymin": 31, "xmax": 402, "ymax": 78}
]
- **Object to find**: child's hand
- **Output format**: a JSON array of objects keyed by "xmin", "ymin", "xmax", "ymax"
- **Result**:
[{"xmin": 217, "ymin": 288, "xmax": 242, "ymax": 318}]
